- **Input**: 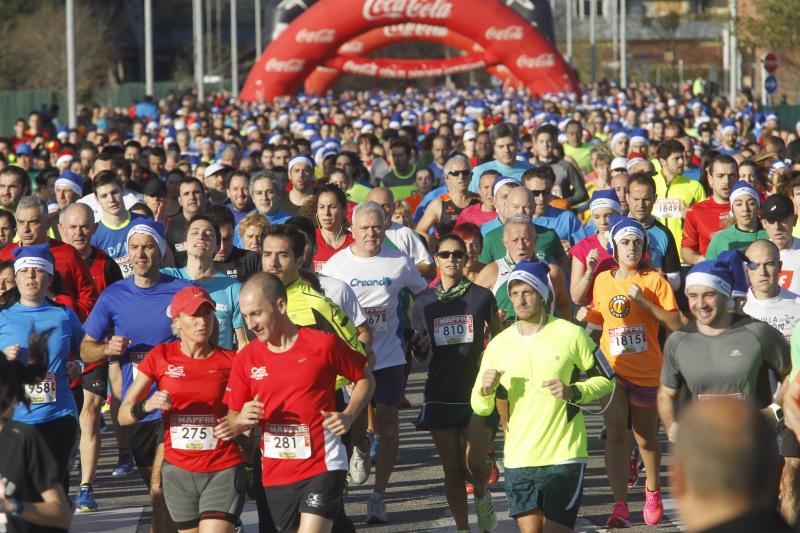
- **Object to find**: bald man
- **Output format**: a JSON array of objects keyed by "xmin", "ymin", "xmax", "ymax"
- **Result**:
[{"xmin": 672, "ymin": 397, "xmax": 791, "ymax": 532}]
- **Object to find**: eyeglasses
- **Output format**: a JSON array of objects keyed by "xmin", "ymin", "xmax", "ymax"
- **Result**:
[
  {"xmin": 437, "ymin": 250, "xmax": 466, "ymax": 260},
  {"xmin": 447, "ymin": 169, "xmax": 470, "ymax": 177},
  {"xmin": 529, "ymin": 189, "xmax": 547, "ymax": 197}
]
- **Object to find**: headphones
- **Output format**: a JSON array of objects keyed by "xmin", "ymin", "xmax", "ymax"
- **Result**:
[{"xmin": 606, "ymin": 217, "xmax": 648, "ymax": 260}]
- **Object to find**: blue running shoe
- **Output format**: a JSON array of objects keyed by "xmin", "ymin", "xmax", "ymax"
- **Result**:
[
  {"xmin": 112, "ymin": 454, "xmax": 134, "ymax": 477},
  {"xmin": 74, "ymin": 485, "xmax": 97, "ymax": 513}
]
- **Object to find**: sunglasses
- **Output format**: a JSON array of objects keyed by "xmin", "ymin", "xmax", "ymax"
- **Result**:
[
  {"xmin": 437, "ymin": 250, "xmax": 466, "ymax": 260},
  {"xmin": 447, "ymin": 169, "xmax": 470, "ymax": 177},
  {"xmin": 529, "ymin": 189, "xmax": 547, "ymax": 197}
]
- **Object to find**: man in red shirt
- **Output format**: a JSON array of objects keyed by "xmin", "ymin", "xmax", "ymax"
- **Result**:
[
  {"xmin": 0, "ymin": 195, "xmax": 97, "ymax": 319},
  {"xmin": 226, "ymin": 272, "xmax": 374, "ymax": 533},
  {"xmin": 681, "ymin": 155, "xmax": 738, "ymax": 264}
]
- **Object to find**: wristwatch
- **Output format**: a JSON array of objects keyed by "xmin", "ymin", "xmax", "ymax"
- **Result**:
[
  {"xmin": 769, "ymin": 403, "xmax": 785, "ymax": 426},
  {"xmin": 570, "ymin": 385, "xmax": 582, "ymax": 403}
]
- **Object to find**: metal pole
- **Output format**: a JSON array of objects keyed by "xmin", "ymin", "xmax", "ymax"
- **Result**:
[
  {"xmin": 611, "ymin": 0, "xmax": 618, "ymax": 72},
  {"xmin": 66, "ymin": 0, "xmax": 77, "ymax": 128},
  {"xmin": 254, "ymin": 0, "xmax": 261, "ymax": 59},
  {"xmin": 722, "ymin": 26, "xmax": 730, "ymax": 96},
  {"xmin": 231, "ymin": 0, "xmax": 238, "ymax": 97},
  {"xmin": 678, "ymin": 58, "xmax": 684, "ymax": 89},
  {"xmin": 760, "ymin": 53, "xmax": 767, "ymax": 107},
  {"xmin": 566, "ymin": 0, "xmax": 572, "ymax": 62},
  {"xmin": 620, "ymin": 0, "xmax": 627, "ymax": 87},
  {"xmin": 216, "ymin": 0, "xmax": 222, "ymax": 77},
  {"xmin": 728, "ymin": 0, "xmax": 737, "ymax": 104},
  {"xmin": 144, "ymin": 0, "xmax": 154, "ymax": 96},
  {"xmin": 590, "ymin": 0, "xmax": 597, "ymax": 82},
  {"xmin": 194, "ymin": 0, "xmax": 205, "ymax": 101},
  {"xmin": 205, "ymin": 0, "xmax": 212, "ymax": 72}
]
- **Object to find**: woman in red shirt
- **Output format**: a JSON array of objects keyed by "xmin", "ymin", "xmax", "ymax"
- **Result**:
[
  {"xmin": 120, "ymin": 287, "xmax": 244, "ymax": 533},
  {"xmin": 313, "ymin": 184, "xmax": 354, "ymax": 272}
]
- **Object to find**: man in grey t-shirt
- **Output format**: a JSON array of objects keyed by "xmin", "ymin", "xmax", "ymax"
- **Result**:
[{"xmin": 658, "ymin": 254, "xmax": 791, "ymax": 443}]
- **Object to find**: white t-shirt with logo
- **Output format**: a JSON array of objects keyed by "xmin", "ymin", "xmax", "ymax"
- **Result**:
[
  {"xmin": 743, "ymin": 287, "xmax": 800, "ymax": 339},
  {"xmin": 321, "ymin": 246, "xmax": 428, "ymax": 370},
  {"xmin": 385, "ymin": 222, "xmax": 434, "ymax": 266},
  {"xmin": 778, "ymin": 238, "xmax": 800, "ymax": 295}
]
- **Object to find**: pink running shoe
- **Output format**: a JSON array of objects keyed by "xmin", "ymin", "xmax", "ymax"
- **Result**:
[
  {"xmin": 607, "ymin": 501, "xmax": 631, "ymax": 528},
  {"xmin": 644, "ymin": 487, "xmax": 664, "ymax": 525}
]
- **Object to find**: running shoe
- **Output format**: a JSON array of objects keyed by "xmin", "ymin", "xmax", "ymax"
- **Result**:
[
  {"xmin": 74, "ymin": 485, "xmax": 97, "ymax": 513},
  {"xmin": 349, "ymin": 443, "xmax": 371, "ymax": 485},
  {"xmin": 643, "ymin": 487, "xmax": 664, "ymax": 526},
  {"xmin": 366, "ymin": 491, "xmax": 389, "ymax": 524},
  {"xmin": 627, "ymin": 446, "xmax": 639, "ymax": 488},
  {"xmin": 475, "ymin": 492, "xmax": 497, "ymax": 532},
  {"xmin": 607, "ymin": 501, "xmax": 631, "ymax": 528},
  {"xmin": 111, "ymin": 454, "xmax": 134, "ymax": 477}
]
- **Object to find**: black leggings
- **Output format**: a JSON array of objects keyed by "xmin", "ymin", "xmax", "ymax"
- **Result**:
[{"xmin": 34, "ymin": 415, "xmax": 79, "ymax": 493}]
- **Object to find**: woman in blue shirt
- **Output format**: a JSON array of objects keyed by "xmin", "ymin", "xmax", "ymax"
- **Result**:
[{"xmin": 0, "ymin": 244, "xmax": 85, "ymax": 493}]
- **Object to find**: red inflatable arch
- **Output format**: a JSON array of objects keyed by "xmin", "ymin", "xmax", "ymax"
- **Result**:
[
  {"xmin": 304, "ymin": 22, "xmax": 519, "ymax": 94},
  {"xmin": 239, "ymin": 0, "xmax": 578, "ymax": 101}
]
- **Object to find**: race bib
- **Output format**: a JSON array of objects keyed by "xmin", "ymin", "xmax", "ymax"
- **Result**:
[
  {"xmin": 170, "ymin": 415, "xmax": 218, "ymax": 451},
  {"xmin": 433, "ymin": 315, "xmax": 474, "ymax": 346},
  {"xmin": 263, "ymin": 424, "xmax": 311, "ymax": 459},
  {"xmin": 116, "ymin": 257, "xmax": 135, "ymax": 278},
  {"xmin": 130, "ymin": 351, "xmax": 148, "ymax": 381},
  {"xmin": 608, "ymin": 325, "xmax": 647, "ymax": 356},
  {"xmin": 365, "ymin": 307, "xmax": 388, "ymax": 333},
  {"xmin": 652, "ymin": 198, "xmax": 684, "ymax": 219},
  {"xmin": 25, "ymin": 372, "xmax": 56, "ymax": 404}
]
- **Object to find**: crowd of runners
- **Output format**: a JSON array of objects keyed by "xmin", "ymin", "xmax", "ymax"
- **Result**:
[{"xmin": 2, "ymin": 81, "xmax": 800, "ymax": 533}]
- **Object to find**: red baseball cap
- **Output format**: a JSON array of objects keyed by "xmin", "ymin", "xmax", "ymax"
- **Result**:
[{"xmin": 168, "ymin": 286, "xmax": 215, "ymax": 319}]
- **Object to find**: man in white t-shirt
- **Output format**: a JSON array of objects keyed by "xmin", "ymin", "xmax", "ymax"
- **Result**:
[
  {"xmin": 366, "ymin": 187, "xmax": 435, "ymax": 281},
  {"xmin": 761, "ymin": 194, "xmax": 800, "ymax": 295},
  {"xmin": 321, "ymin": 201, "xmax": 428, "ymax": 524},
  {"xmin": 743, "ymin": 239, "xmax": 800, "ymax": 339}
]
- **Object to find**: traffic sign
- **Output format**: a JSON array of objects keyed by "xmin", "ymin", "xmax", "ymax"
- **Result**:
[
  {"xmin": 764, "ymin": 53, "xmax": 778, "ymax": 73},
  {"xmin": 765, "ymin": 75, "xmax": 778, "ymax": 94}
]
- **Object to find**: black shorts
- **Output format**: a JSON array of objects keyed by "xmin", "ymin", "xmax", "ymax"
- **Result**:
[
  {"xmin": 264, "ymin": 471, "xmax": 346, "ymax": 532},
  {"xmin": 505, "ymin": 463, "xmax": 586, "ymax": 528},
  {"xmin": 126, "ymin": 419, "xmax": 162, "ymax": 468},
  {"xmin": 82, "ymin": 362, "xmax": 108, "ymax": 396},
  {"xmin": 415, "ymin": 402, "xmax": 500, "ymax": 434},
  {"xmin": 782, "ymin": 426, "xmax": 800, "ymax": 458},
  {"xmin": 371, "ymin": 364, "xmax": 406, "ymax": 407}
]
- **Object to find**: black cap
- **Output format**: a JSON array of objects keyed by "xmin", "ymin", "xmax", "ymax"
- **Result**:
[
  {"xmin": 143, "ymin": 178, "xmax": 167, "ymax": 198},
  {"xmin": 761, "ymin": 194, "xmax": 794, "ymax": 221}
]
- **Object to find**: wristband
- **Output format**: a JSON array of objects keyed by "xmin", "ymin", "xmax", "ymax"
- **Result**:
[
  {"xmin": 131, "ymin": 399, "xmax": 151, "ymax": 421},
  {"xmin": 9, "ymin": 498, "xmax": 23, "ymax": 517}
]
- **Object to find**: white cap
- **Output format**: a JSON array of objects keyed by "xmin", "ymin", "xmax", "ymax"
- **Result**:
[{"xmin": 204, "ymin": 162, "xmax": 226, "ymax": 179}]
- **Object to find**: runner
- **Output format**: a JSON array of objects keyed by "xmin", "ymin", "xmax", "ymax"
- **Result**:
[
  {"xmin": 161, "ymin": 214, "xmax": 246, "ymax": 351},
  {"xmin": 472, "ymin": 260, "xmax": 614, "ymax": 533},
  {"xmin": 313, "ymin": 184, "xmax": 354, "ymax": 273},
  {"xmin": 577, "ymin": 216, "xmax": 683, "ymax": 527},
  {"xmin": 232, "ymin": 171, "xmax": 290, "ymax": 248},
  {"xmin": 0, "ymin": 244, "xmax": 84, "ymax": 500},
  {"xmin": 379, "ymin": 140, "xmax": 418, "ymax": 201},
  {"xmin": 58, "ymin": 202, "xmax": 128, "ymax": 512},
  {"xmin": 523, "ymin": 166, "xmax": 582, "ymax": 246},
  {"xmin": 454, "ymin": 169, "xmax": 499, "ymax": 227},
  {"xmin": 416, "ymin": 155, "xmax": 480, "ymax": 238},
  {"xmin": 760, "ymin": 194, "xmax": 800, "ymax": 295},
  {"xmin": 705, "ymin": 181, "xmax": 767, "ymax": 260},
  {"xmin": 226, "ymin": 272, "xmax": 375, "ymax": 533},
  {"xmin": 321, "ymin": 201, "xmax": 428, "ymax": 523},
  {"xmin": 278, "ymin": 155, "xmax": 316, "ymax": 216},
  {"xmin": 529, "ymin": 124, "xmax": 588, "ymax": 208},
  {"xmin": 0, "ymin": 195, "xmax": 97, "ymax": 320},
  {"xmin": 119, "ymin": 286, "xmax": 244, "ymax": 533},
  {"xmin": 570, "ymin": 190, "xmax": 621, "ymax": 306},
  {"xmin": 0, "ymin": 332, "xmax": 73, "ymax": 533},
  {"xmin": 681, "ymin": 154, "xmax": 738, "ymax": 264},
  {"xmin": 166, "ymin": 177, "xmax": 207, "ymax": 254},
  {"xmin": 411, "ymin": 233, "xmax": 502, "ymax": 533},
  {"xmin": 81, "ymin": 219, "xmax": 191, "ymax": 532},
  {"xmin": 474, "ymin": 214, "xmax": 571, "ymax": 325},
  {"xmin": 468, "ymin": 123, "xmax": 533, "ymax": 192}
]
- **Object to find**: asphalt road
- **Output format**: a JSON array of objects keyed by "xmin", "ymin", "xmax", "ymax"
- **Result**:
[{"xmin": 69, "ymin": 364, "xmax": 682, "ymax": 532}]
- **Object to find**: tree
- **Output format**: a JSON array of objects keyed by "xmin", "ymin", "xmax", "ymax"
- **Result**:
[
  {"xmin": 739, "ymin": 0, "xmax": 800, "ymax": 50},
  {"xmin": 0, "ymin": 0, "xmax": 121, "ymax": 99}
]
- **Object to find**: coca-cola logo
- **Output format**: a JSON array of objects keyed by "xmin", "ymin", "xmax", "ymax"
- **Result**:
[
  {"xmin": 339, "ymin": 41, "xmax": 364, "ymax": 54},
  {"xmin": 264, "ymin": 57, "xmax": 306, "ymax": 73},
  {"xmin": 363, "ymin": 0, "xmax": 453, "ymax": 21},
  {"xmin": 343, "ymin": 60, "xmax": 379, "ymax": 76},
  {"xmin": 295, "ymin": 28, "xmax": 336, "ymax": 43},
  {"xmin": 383, "ymin": 23, "xmax": 448, "ymax": 38},
  {"xmin": 485, "ymin": 25, "xmax": 524, "ymax": 41},
  {"xmin": 516, "ymin": 53, "xmax": 555, "ymax": 69}
]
